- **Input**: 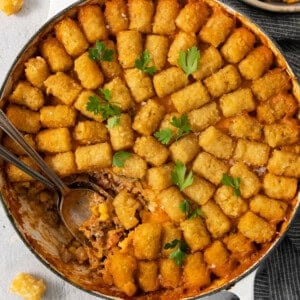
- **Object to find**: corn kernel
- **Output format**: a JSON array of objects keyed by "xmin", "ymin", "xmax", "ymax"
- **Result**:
[
  {"xmin": 98, "ymin": 203, "xmax": 109, "ymax": 221},
  {"xmin": 68, "ymin": 246, "xmax": 76, "ymax": 254},
  {"xmin": 91, "ymin": 205, "xmax": 100, "ymax": 216}
]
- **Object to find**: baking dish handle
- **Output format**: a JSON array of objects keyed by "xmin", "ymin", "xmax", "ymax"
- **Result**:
[{"xmin": 227, "ymin": 269, "xmax": 257, "ymax": 300}]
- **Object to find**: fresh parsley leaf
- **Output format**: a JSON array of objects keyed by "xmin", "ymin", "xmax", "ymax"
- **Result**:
[
  {"xmin": 171, "ymin": 161, "xmax": 194, "ymax": 191},
  {"xmin": 170, "ymin": 114, "xmax": 191, "ymax": 140},
  {"xmin": 178, "ymin": 46, "xmax": 200, "ymax": 78},
  {"xmin": 88, "ymin": 41, "xmax": 114, "ymax": 62},
  {"xmin": 106, "ymin": 115, "xmax": 120, "ymax": 128},
  {"xmin": 164, "ymin": 239, "xmax": 188, "ymax": 266},
  {"xmin": 86, "ymin": 90, "xmax": 121, "ymax": 120},
  {"xmin": 112, "ymin": 151, "xmax": 131, "ymax": 167},
  {"xmin": 179, "ymin": 200, "xmax": 204, "ymax": 219},
  {"xmin": 221, "ymin": 173, "xmax": 241, "ymax": 196},
  {"xmin": 134, "ymin": 50, "xmax": 157, "ymax": 75},
  {"xmin": 154, "ymin": 128, "xmax": 172, "ymax": 145}
]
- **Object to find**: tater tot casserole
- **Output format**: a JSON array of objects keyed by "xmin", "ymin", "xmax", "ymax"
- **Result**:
[{"xmin": 0, "ymin": 0, "xmax": 299, "ymax": 299}]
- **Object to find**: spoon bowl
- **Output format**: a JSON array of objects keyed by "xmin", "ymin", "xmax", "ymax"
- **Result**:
[{"xmin": 0, "ymin": 109, "xmax": 110, "ymax": 244}]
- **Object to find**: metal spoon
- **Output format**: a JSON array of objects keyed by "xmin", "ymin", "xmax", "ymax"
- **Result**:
[{"xmin": 0, "ymin": 110, "xmax": 111, "ymax": 244}]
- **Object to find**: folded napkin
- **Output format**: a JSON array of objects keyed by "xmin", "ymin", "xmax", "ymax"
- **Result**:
[{"xmin": 220, "ymin": 2, "xmax": 300, "ymax": 299}]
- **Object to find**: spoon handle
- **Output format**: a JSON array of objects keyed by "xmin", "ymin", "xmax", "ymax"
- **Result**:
[
  {"xmin": 0, "ymin": 110, "xmax": 69, "ymax": 195},
  {"xmin": 0, "ymin": 144, "xmax": 56, "ymax": 190}
]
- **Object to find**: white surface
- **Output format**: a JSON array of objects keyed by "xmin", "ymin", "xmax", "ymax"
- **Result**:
[{"xmin": 0, "ymin": 1, "xmax": 252, "ymax": 299}]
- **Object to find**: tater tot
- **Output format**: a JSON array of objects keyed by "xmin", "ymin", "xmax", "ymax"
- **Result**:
[
  {"xmin": 55, "ymin": 17, "xmax": 89, "ymax": 57},
  {"xmin": 219, "ymin": 88, "xmax": 256, "ymax": 117},
  {"xmin": 40, "ymin": 105, "xmax": 77, "ymax": 128},
  {"xmin": 238, "ymin": 211, "xmax": 276, "ymax": 243},
  {"xmin": 104, "ymin": 0, "xmax": 129, "ymax": 34},
  {"xmin": 24, "ymin": 57, "xmax": 49, "ymax": 89},
  {"xmin": 107, "ymin": 252, "xmax": 137, "ymax": 297},
  {"xmin": 152, "ymin": 0, "xmax": 179, "ymax": 35},
  {"xmin": 234, "ymin": 139, "xmax": 270, "ymax": 166},
  {"xmin": 73, "ymin": 120, "xmax": 108, "ymax": 145},
  {"xmin": 146, "ymin": 163, "xmax": 174, "ymax": 191},
  {"xmin": 124, "ymin": 68, "xmax": 155, "ymax": 103},
  {"xmin": 161, "ymin": 222, "xmax": 182, "ymax": 257},
  {"xmin": 44, "ymin": 151, "xmax": 77, "ymax": 177},
  {"xmin": 221, "ymin": 27, "xmax": 256, "ymax": 63},
  {"xmin": 180, "ymin": 217, "xmax": 211, "ymax": 252},
  {"xmin": 145, "ymin": 35, "xmax": 169, "ymax": 71},
  {"xmin": 192, "ymin": 151, "xmax": 229, "ymax": 185},
  {"xmin": 74, "ymin": 52, "xmax": 104, "ymax": 89},
  {"xmin": 99, "ymin": 40, "xmax": 122, "ymax": 79},
  {"xmin": 0, "ymin": 0, "xmax": 23, "ymax": 15},
  {"xmin": 74, "ymin": 90, "xmax": 103, "ymax": 122},
  {"xmin": 36, "ymin": 128, "xmax": 72, "ymax": 153},
  {"xmin": 201, "ymin": 200, "xmax": 231, "ymax": 238},
  {"xmin": 171, "ymin": 81, "xmax": 210, "ymax": 114},
  {"xmin": 199, "ymin": 9, "xmax": 234, "ymax": 47},
  {"xmin": 104, "ymin": 77, "xmax": 133, "ymax": 111},
  {"xmin": 137, "ymin": 261, "xmax": 159, "ymax": 292},
  {"xmin": 153, "ymin": 67, "xmax": 186, "ymax": 98},
  {"xmin": 250, "ymin": 194, "xmax": 287, "ymax": 223},
  {"xmin": 40, "ymin": 37, "xmax": 73, "ymax": 72},
  {"xmin": 183, "ymin": 175, "xmax": 215, "ymax": 205},
  {"xmin": 257, "ymin": 92, "xmax": 298, "ymax": 124},
  {"xmin": 75, "ymin": 143, "xmax": 112, "ymax": 171},
  {"xmin": 9, "ymin": 81, "xmax": 44, "ymax": 111},
  {"xmin": 168, "ymin": 31, "xmax": 197, "ymax": 66},
  {"xmin": 267, "ymin": 150, "xmax": 300, "ymax": 178},
  {"xmin": 204, "ymin": 65, "xmax": 242, "ymax": 98},
  {"xmin": 78, "ymin": 5, "xmax": 107, "ymax": 43},
  {"xmin": 113, "ymin": 153, "xmax": 147, "ymax": 179},
  {"xmin": 158, "ymin": 187, "xmax": 186, "ymax": 223},
  {"xmin": 183, "ymin": 252, "xmax": 210, "ymax": 289},
  {"xmin": 6, "ymin": 105, "xmax": 40, "ymax": 134},
  {"xmin": 133, "ymin": 136, "xmax": 169, "ymax": 166},
  {"xmin": 199, "ymin": 126, "xmax": 235, "ymax": 159},
  {"xmin": 132, "ymin": 99, "xmax": 165, "ymax": 135},
  {"xmin": 108, "ymin": 114, "xmax": 134, "ymax": 150},
  {"xmin": 117, "ymin": 30, "xmax": 142, "ymax": 68},
  {"xmin": 133, "ymin": 223, "xmax": 162, "ymax": 260},
  {"xmin": 128, "ymin": 0, "xmax": 154, "ymax": 33},
  {"xmin": 192, "ymin": 46, "xmax": 223, "ymax": 80},
  {"xmin": 188, "ymin": 102, "xmax": 221, "ymax": 132},
  {"xmin": 159, "ymin": 259, "xmax": 181, "ymax": 288},
  {"xmin": 175, "ymin": 0, "xmax": 209, "ymax": 33},
  {"xmin": 44, "ymin": 72, "xmax": 82, "ymax": 106},
  {"xmin": 238, "ymin": 45, "xmax": 273, "ymax": 80},
  {"xmin": 263, "ymin": 173, "xmax": 297, "ymax": 201},
  {"xmin": 251, "ymin": 68, "xmax": 291, "ymax": 102}
]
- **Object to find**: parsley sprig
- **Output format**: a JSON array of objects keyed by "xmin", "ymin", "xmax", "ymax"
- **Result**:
[
  {"xmin": 106, "ymin": 115, "xmax": 120, "ymax": 129},
  {"xmin": 179, "ymin": 199, "xmax": 204, "ymax": 219},
  {"xmin": 178, "ymin": 46, "xmax": 200, "ymax": 78},
  {"xmin": 164, "ymin": 239, "xmax": 188, "ymax": 266},
  {"xmin": 221, "ymin": 174, "xmax": 241, "ymax": 197},
  {"xmin": 86, "ymin": 89, "xmax": 121, "ymax": 120},
  {"xmin": 112, "ymin": 151, "xmax": 131, "ymax": 167},
  {"xmin": 171, "ymin": 161, "xmax": 194, "ymax": 191},
  {"xmin": 135, "ymin": 50, "xmax": 157, "ymax": 75},
  {"xmin": 88, "ymin": 41, "xmax": 114, "ymax": 62},
  {"xmin": 154, "ymin": 114, "xmax": 192, "ymax": 145}
]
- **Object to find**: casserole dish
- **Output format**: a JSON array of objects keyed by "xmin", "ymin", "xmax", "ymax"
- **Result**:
[{"xmin": 0, "ymin": 0, "xmax": 299, "ymax": 299}]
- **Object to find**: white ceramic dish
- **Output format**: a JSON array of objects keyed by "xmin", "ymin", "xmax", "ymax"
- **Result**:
[{"xmin": 240, "ymin": 0, "xmax": 300, "ymax": 12}]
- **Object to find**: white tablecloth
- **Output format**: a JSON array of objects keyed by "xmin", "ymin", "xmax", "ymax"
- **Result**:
[{"xmin": 0, "ymin": 1, "xmax": 250, "ymax": 299}]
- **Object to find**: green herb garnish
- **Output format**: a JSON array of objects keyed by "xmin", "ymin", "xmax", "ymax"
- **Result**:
[
  {"xmin": 221, "ymin": 173, "xmax": 241, "ymax": 197},
  {"xmin": 112, "ymin": 151, "xmax": 131, "ymax": 167},
  {"xmin": 154, "ymin": 128, "xmax": 172, "ymax": 145},
  {"xmin": 170, "ymin": 114, "xmax": 191, "ymax": 140},
  {"xmin": 164, "ymin": 239, "xmax": 188, "ymax": 266},
  {"xmin": 178, "ymin": 46, "xmax": 200, "ymax": 78},
  {"xmin": 88, "ymin": 41, "xmax": 114, "ymax": 62},
  {"xmin": 86, "ymin": 89, "xmax": 121, "ymax": 120},
  {"xmin": 134, "ymin": 50, "xmax": 157, "ymax": 75},
  {"xmin": 171, "ymin": 161, "xmax": 194, "ymax": 191},
  {"xmin": 179, "ymin": 199, "xmax": 204, "ymax": 219},
  {"xmin": 106, "ymin": 115, "xmax": 120, "ymax": 128}
]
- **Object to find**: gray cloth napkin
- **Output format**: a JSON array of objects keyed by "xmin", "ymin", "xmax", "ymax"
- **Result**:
[{"xmin": 219, "ymin": 1, "xmax": 300, "ymax": 299}]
